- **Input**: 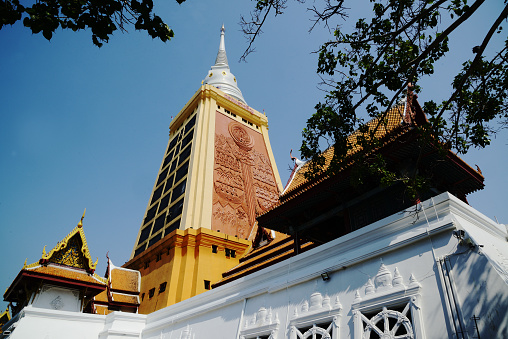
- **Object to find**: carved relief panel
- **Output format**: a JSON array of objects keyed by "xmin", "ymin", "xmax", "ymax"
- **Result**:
[{"xmin": 212, "ymin": 111, "xmax": 280, "ymax": 239}]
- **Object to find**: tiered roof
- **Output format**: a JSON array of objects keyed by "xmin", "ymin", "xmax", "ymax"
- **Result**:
[
  {"xmin": 93, "ymin": 258, "xmax": 140, "ymax": 314},
  {"xmin": 3, "ymin": 212, "xmax": 107, "ymax": 311}
]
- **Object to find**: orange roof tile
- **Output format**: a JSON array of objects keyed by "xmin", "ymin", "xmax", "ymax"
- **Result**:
[
  {"xmin": 94, "ymin": 290, "xmax": 109, "ymax": 303},
  {"xmin": 284, "ymin": 104, "xmax": 405, "ymax": 195},
  {"xmin": 25, "ymin": 264, "xmax": 107, "ymax": 286},
  {"xmin": 111, "ymin": 293, "xmax": 139, "ymax": 305},
  {"xmin": 110, "ymin": 267, "xmax": 140, "ymax": 293}
]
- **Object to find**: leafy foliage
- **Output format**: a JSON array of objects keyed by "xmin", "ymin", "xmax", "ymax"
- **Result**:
[
  {"xmin": 243, "ymin": 0, "xmax": 508, "ymax": 200},
  {"xmin": 0, "ymin": 0, "xmax": 184, "ymax": 46}
]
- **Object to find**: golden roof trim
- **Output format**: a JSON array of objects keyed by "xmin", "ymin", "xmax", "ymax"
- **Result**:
[{"xmin": 40, "ymin": 212, "xmax": 98, "ymax": 271}]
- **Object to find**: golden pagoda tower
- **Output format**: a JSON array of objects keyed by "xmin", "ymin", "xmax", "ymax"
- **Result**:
[{"xmin": 124, "ymin": 25, "xmax": 283, "ymax": 314}]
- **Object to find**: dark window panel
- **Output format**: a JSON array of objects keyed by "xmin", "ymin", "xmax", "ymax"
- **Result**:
[
  {"xmin": 152, "ymin": 214, "xmax": 166, "ymax": 234},
  {"xmin": 156, "ymin": 168, "xmax": 169, "ymax": 187},
  {"xmin": 181, "ymin": 129, "xmax": 194, "ymax": 149},
  {"xmin": 145, "ymin": 203, "xmax": 159, "ymax": 224},
  {"xmin": 162, "ymin": 151, "xmax": 174, "ymax": 169},
  {"xmin": 167, "ymin": 199, "xmax": 184, "ymax": 223},
  {"xmin": 159, "ymin": 282, "xmax": 167, "ymax": 293},
  {"xmin": 175, "ymin": 160, "xmax": 189, "ymax": 183},
  {"xmin": 171, "ymin": 179, "xmax": 186, "ymax": 203},
  {"xmin": 184, "ymin": 115, "xmax": 196, "ymax": 134},
  {"xmin": 168, "ymin": 136, "xmax": 178, "ymax": 153},
  {"xmin": 134, "ymin": 245, "xmax": 146, "ymax": 258},
  {"xmin": 178, "ymin": 144, "xmax": 192, "ymax": 165},
  {"xmin": 148, "ymin": 232, "xmax": 162, "ymax": 248},
  {"xmin": 159, "ymin": 193, "xmax": 171, "ymax": 213},
  {"xmin": 169, "ymin": 160, "xmax": 178, "ymax": 175},
  {"xmin": 164, "ymin": 219, "xmax": 180, "ymax": 236},
  {"xmin": 151, "ymin": 185, "xmax": 164, "ymax": 205},
  {"xmin": 138, "ymin": 224, "xmax": 152, "ymax": 245},
  {"xmin": 164, "ymin": 175, "xmax": 174, "ymax": 193}
]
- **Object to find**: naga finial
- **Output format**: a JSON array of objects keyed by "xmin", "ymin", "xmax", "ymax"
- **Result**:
[{"xmin": 78, "ymin": 208, "xmax": 86, "ymax": 228}]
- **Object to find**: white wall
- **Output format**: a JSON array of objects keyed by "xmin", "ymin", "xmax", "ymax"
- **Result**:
[{"xmin": 5, "ymin": 193, "xmax": 508, "ymax": 339}]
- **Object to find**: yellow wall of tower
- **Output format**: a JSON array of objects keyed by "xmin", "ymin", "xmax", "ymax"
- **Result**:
[{"xmin": 125, "ymin": 227, "xmax": 249, "ymax": 314}]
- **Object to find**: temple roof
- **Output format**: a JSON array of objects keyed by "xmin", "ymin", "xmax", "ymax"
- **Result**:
[
  {"xmin": 92, "ymin": 258, "xmax": 140, "ymax": 314},
  {"xmin": 262, "ymin": 94, "xmax": 484, "ymax": 220},
  {"xmin": 202, "ymin": 25, "xmax": 247, "ymax": 104},
  {"xmin": 39, "ymin": 210, "xmax": 98, "ymax": 273},
  {"xmin": 3, "ymin": 212, "xmax": 107, "ymax": 304}
]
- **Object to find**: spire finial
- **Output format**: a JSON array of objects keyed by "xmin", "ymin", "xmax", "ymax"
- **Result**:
[
  {"xmin": 78, "ymin": 208, "xmax": 86, "ymax": 228},
  {"xmin": 215, "ymin": 24, "xmax": 228, "ymax": 66},
  {"xmin": 203, "ymin": 25, "xmax": 247, "ymax": 104}
]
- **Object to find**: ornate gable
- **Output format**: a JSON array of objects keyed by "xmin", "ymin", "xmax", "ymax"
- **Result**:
[{"xmin": 39, "ymin": 211, "xmax": 98, "ymax": 273}]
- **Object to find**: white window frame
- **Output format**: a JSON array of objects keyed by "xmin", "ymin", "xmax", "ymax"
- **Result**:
[
  {"xmin": 288, "ymin": 292, "xmax": 343, "ymax": 339},
  {"xmin": 352, "ymin": 265, "xmax": 425, "ymax": 339}
]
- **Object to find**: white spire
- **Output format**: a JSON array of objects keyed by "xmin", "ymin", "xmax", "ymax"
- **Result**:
[
  {"xmin": 203, "ymin": 25, "xmax": 247, "ymax": 104},
  {"xmin": 214, "ymin": 24, "xmax": 228, "ymax": 66}
]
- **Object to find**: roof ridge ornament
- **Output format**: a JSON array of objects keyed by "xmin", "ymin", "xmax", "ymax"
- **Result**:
[
  {"xmin": 203, "ymin": 25, "xmax": 247, "ymax": 104},
  {"xmin": 78, "ymin": 208, "xmax": 86, "ymax": 228}
]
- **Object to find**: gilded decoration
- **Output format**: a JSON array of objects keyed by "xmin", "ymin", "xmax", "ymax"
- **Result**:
[
  {"xmin": 39, "ymin": 219, "xmax": 98, "ymax": 272},
  {"xmin": 212, "ymin": 112, "xmax": 280, "ymax": 238},
  {"xmin": 49, "ymin": 235, "xmax": 85, "ymax": 268}
]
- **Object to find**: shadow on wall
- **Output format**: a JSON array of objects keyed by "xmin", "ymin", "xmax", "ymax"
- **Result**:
[{"xmin": 450, "ymin": 248, "xmax": 508, "ymax": 338}]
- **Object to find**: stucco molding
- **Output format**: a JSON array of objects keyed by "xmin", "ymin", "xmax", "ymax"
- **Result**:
[
  {"xmin": 239, "ymin": 307, "xmax": 279, "ymax": 339},
  {"xmin": 352, "ymin": 263, "xmax": 425, "ymax": 339}
]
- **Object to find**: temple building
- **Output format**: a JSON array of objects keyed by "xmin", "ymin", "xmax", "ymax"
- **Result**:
[
  {"xmin": 2, "ymin": 26, "xmax": 508, "ymax": 339},
  {"xmin": 123, "ymin": 24, "xmax": 282, "ymax": 313}
]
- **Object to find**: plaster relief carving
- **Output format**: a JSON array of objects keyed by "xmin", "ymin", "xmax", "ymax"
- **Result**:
[
  {"xmin": 215, "ymin": 167, "xmax": 244, "ymax": 189},
  {"xmin": 374, "ymin": 264, "xmax": 393, "ymax": 290},
  {"xmin": 212, "ymin": 202, "xmax": 249, "ymax": 237},
  {"xmin": 214, "ymin": 181, "xmax": 244, "ymax": 204},
  {"xmin": 252, "ymin": 152, "xmax": 277, "ymax": 186},
  {"xmin": 362, "ymin": 264, "xmax": 420, "ymax": 297},
  {"xmin": 293, "ymin": 292, "xmax": 342, "ymax": 318},
  {"xmin": 215, "ymin": 148, "xmax": 240, "ymax": 172},
  {"xmin": 240, "ymin": 307, "xmax": 279, "ymax": 339},
  {"xmin": 50, "ymin": 296, "xmax": 64, "ymax": 310},
  {"xmin": 352, "ymin": 263, "xmax": 425, "ymax": 339},
  {"xmin": 290, "ymin": 292, "xmax": 342, "ymax": 339},
  {"xmin": 212, "ymin": 113, "xmax": 280, "ymax": 239},
  {"xmin": 229, "ymin": 122, "xmax": 254, "ymax": 150},
  {"xmin": 180, "ymin": 325, "xmax": 194, "ymax": 339},
  {"xmin": 254, "ymin": 182, "xmax": 279, "ymax": 212}
]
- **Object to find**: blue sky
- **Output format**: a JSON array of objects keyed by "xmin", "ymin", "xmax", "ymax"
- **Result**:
[{"xmin": 0, "ymin": 1, "xmax": 506, "ymax": 309}]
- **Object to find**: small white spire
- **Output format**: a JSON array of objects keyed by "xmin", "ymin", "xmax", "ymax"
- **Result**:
[
  {"xmin": 214, "ymin": 24, "xmax": 228, "ymax": 66},
  {"xmin": 203, "ymin": 25, "xmax": 247, "ymax": 104}
]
